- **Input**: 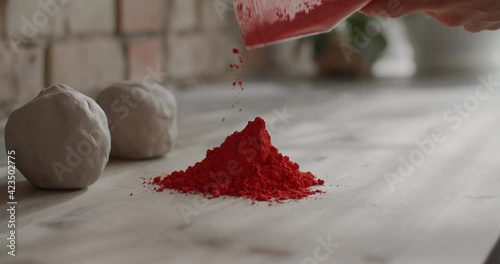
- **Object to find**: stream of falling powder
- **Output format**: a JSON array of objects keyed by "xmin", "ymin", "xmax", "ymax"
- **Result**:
[{"xmin": 223, "ymin": 48, "xmax": 245, "ymax": 122}]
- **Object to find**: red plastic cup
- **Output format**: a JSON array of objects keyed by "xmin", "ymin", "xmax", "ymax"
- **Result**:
[{"xmin": 234, "ymin": 0, "xmax": 372, "ymax": 49}]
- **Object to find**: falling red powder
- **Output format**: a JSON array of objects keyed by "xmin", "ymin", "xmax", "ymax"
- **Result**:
[
  {"xmin": 150, "ymin": 117, "xmax": 324, "ymax": 202},
  {"xmin": 223, "ymin": 48, "xmax": 246, "ymax": 122},
  {"xmin": 229, "ymin": 64, "xmax": 240, "ymax": 70}
]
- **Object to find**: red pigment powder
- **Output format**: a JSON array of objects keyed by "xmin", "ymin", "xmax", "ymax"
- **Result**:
[
  {"xmin": 150, "ymin": 117, "xmax": 324, "ymax": 202},
  {"xmin": 223, "ymin": 48, "xmax": 246, "ymax": 122},
  {"xmin": 234, "ymin": 0, "xmax": 370, "ymax": 49}
]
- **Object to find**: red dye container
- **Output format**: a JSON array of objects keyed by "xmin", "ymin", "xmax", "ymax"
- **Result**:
[{"xmin": 234, "ymin": 0, "xmax": 372, "ymax": 49}]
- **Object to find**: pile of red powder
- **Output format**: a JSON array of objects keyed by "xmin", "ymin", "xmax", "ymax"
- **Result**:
[{"xmin": 150, "ymin": 117, "xmax": 324, "ymax": 202}]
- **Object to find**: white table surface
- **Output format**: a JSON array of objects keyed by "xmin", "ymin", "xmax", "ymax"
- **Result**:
[{"xmin": 1, "ymin": 78, "xmax": 499, "ymax": 264}]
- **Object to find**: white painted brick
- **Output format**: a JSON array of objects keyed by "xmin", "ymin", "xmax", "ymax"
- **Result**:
[
  {"xmin": 127, "ymin": 37, "xmax": 165, "ymax": 81},
  {"xmin": 170, "ymin": 0, "xmax": 197, "ymax": 32},
  {"xmin": 0, "ymin": 1, "xmax": 6, "ymax": 37},
  {"xmin": 0, "ymin": 42, "xmax": 45, "ymax": 118},
  {"xmin": 13, "ymin": 45, "xmax": 46, "ymax": 106},
  {"xmin": 66, "ymin": 0, "xmax": 116, "ymax": 35},
  {"xmin": 201, "ymin": 0, "xmax": 227, "ymax": 31},
  {"xmin": 167, "ymin": 32, "xmax": 228, "ymax": 80},
  {"xmin": 199, "ymin": 32, "xmax": 229, "ymax": 77},
  {"xmin": 6, "ymin": 0, "xmax": 65, "ymax": 39},
  {"xmin": 48, "ymin": 37, "xmax": 126, "ymax": 97},
  {"xmin": 167, "ymin": 34, "xmax": 200, "ymax": 79},
  {"xmin": 118, "ymin": 0, "xmax": 165, "ymax": 33},
  {"xmin": 0, "ymin": 43, "xmax": 16, "ymax": 115}
]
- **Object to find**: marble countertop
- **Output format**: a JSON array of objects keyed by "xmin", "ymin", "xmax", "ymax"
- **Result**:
[{"xmin": 1, "ymin": 79, "xmax": 499, "ymax": 264}]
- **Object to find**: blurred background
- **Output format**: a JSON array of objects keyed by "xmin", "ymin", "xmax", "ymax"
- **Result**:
[{"xmin": 1, "ymin": 0, "xmax": 500, "ymax": 120}]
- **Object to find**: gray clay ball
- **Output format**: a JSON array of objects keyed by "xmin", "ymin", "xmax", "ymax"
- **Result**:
[
  {"xmin": 96, "ymin": 82, "xmax": 178, "ymax": 160},
  {"xmin": 5, "ymin": 84, "xmax": 111, "ymax": 189}
]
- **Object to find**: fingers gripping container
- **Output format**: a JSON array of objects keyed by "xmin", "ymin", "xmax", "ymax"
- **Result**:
[{"xmin": 234, "ymin": 0, "xmax": 372, "ymax": 49}]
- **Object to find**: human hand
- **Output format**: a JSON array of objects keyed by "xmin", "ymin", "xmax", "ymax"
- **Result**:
[{"xmin": 359, "ymin": 0, "xmax": 500, "ymax": 32}]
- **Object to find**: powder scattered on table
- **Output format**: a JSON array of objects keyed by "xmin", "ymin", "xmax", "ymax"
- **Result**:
[{"xmin": 148, "ymin": 117, "xmax": 324, "ymax": 202}]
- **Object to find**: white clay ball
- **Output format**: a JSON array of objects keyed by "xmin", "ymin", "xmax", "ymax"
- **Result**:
[
  {"xmin": 96, "ymin": 81, "xmax": 178, "ymax": 160},
  {"xmin": 5, "ymin": 84, "xmax": 111, "ymax": 189}
]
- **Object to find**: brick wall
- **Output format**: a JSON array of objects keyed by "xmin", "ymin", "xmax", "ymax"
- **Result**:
[{"xmin": 0, "ymin": 0, "xmax": 238, "ymax": 118}]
